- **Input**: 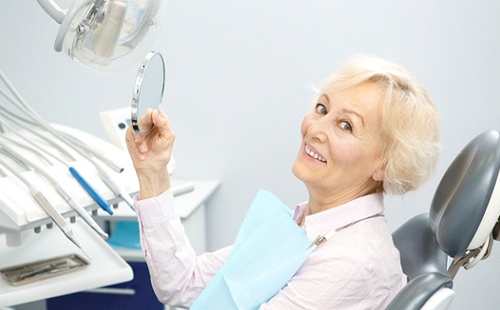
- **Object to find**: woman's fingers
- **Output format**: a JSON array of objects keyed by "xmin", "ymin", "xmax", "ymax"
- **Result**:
[
  {"xmin": 138, "ymin": 108, "xmax": 154, "ymax": 134},
  {"xmin": 125, "ymin": 126, "xmax": 141, "ymax": 160},
  {"xmin": 126, "ymin": 108, "xmax": 175, "ymax": 167}
]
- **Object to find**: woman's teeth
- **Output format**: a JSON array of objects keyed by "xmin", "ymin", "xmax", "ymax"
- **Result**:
[{"xmin": 305, "ymin": 145, "xmax": 326, "ymax": 162}]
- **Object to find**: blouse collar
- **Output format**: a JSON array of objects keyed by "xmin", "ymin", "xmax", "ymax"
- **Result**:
[{"xmin": 294, "ymin": 192, "xmax": 384, "ymax": 241}]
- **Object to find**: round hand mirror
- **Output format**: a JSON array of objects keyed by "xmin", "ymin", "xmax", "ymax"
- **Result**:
[{"xmin": 131, "ymin": 51, "xmax": 165, "ymax": 135}]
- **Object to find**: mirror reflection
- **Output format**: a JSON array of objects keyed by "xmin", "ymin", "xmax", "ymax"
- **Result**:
[{"xmin": 131, "ymin": 51, "xmax": 165, "ymax": 135}]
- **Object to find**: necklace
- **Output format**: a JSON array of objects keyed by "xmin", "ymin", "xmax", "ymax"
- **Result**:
[{"xmin": 306, "ymin": 213, "xmax": 384, "ymax": 250}]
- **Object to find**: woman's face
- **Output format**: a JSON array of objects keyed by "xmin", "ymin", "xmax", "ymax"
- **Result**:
[{"xmin": 292, "ymin": 82, "xmax": 386, "ymax": 202}]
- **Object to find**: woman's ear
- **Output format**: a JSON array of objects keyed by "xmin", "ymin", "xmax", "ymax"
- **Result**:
[{"xmin": 372, "ymin": 162, "xmax": 386, "ymax": 182}]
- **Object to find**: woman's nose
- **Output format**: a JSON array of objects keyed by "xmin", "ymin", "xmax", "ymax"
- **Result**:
[{"xmin": 306, "ymin": 116, "xmax": 329, "ymax": 143}]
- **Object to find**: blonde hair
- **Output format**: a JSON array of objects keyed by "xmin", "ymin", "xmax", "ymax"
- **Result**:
[{"xmin": 319, "ymin": 55, "xmax": 440, "ymax": 195}]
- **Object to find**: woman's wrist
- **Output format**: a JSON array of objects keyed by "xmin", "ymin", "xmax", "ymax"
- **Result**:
[{"xmin": 137, "ymin": 169, "xmax": 171, "ymax": 199}]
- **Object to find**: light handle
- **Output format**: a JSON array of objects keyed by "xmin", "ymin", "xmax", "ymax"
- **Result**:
[{"xmin": 35, "ymin": 0, "xmax": 66, "ymax": 24}]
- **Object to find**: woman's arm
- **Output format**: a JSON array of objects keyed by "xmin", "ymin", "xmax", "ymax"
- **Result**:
[
  {"xmin": 126, "ymin": 109, "xmax": 231, "ymax": 307},
  {"xmin": 125, "ymin": 109, "xmax": 173, "ymax": 199},
  {"xmin": 136, "ymin": 189, "xmax": 231, "ymax": 307}
]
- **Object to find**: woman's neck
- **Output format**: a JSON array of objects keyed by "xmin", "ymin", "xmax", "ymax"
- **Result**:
[{"xmin": 305, "ymin": 182, "xmax": 379, "ymax": 215}]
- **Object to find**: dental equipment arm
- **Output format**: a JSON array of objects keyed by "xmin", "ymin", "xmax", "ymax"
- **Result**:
[
  {"xmin": 2, "ymin": 135, "xmax": 55, "ymax": 167},
  {"xmin": 0, "ymin": 70, "xmax": 131, "ymax": 211},
  {"xmin": 0, "ymin": 140, "xmax": 109, "ymax": 239},
  {"xmin": 35, "ymin": 0, "xmax": 66, "ymax": 24},
  {"xmin": 57, "ymin": 130, "xmax": 124, "ymax": 173},
  {"xmin": 0, "ymin": 107, "xmax": 113, "ymax": 215},
  {"xmin": 0, "ymin": 155, "xmax": 90, "ymax": 260},
  {"xmin": 36, "ymin": 0, "xmax": 168, "ymax": 73}
]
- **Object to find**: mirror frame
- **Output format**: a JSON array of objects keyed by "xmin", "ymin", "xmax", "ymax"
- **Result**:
[{"xmin": 131, "ymin": 50, "xmax": 165, "ymax": 135}]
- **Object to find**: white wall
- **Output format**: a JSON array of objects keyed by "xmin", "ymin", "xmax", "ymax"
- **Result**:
[{"xmin": 1, "ymin": 1, "xmax": 499, "ymax": 309}]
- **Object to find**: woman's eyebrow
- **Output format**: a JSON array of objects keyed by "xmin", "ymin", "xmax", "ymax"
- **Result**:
[
  {"xmin": 341, "ymin": 108, "xmax": 365, "ymax": 126},
  {"xmin": 319, "ymin": 94, "xmax": 330, "ymax": 103},
  {"xmin": 322, "ymin": 93, "xmax": 365, "ymax": 126}
]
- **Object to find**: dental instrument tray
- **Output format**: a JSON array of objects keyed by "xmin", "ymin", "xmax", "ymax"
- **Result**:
[{"xmin": 0, "ymin": 254, "xmax": 88, "ymax": 286}]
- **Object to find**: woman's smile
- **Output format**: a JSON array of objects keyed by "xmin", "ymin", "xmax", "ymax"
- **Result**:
[{"xmin": 305, "ymin": 143, "xmax": 327, "ymax": 163}]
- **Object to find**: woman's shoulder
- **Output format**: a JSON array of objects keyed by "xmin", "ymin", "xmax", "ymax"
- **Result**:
[{"xmin": 310, "ymin": 219, "xmax": 399, "ymax": 266}]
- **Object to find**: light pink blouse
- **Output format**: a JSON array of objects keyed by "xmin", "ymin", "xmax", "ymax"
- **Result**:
[{"xmin": 135, "ymin": 190, "xmax": 405, "ymax": 309}]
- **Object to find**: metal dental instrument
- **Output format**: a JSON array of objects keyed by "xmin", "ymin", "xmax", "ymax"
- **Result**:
[
  {"xmin": 0, "ymin": 254, "xmax": 89, "ymax": 285},
  {"xmin": 0, "ymin": 139, "xmax": 109, "ymax": 239},
  {"xmin": 0, "ymin": 155, "xmax": 91, "ymax": 260}
]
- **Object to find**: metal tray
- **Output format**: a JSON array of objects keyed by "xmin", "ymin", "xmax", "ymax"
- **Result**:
[{"xmin": 0, "ymin": 254, "xmax": 89, "ymax": 286}]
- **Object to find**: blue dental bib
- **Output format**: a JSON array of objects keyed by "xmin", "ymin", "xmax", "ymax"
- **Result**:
[{"xmin": 191, "ymin": 189, "xmax": 314, "ymax": 310}]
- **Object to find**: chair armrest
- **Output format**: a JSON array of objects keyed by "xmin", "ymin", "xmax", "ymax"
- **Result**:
[{"xmin": 385, "ymin": 273, "xmax": 453, "ymax": 310}]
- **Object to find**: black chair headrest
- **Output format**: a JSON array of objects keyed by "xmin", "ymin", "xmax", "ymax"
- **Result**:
[{"xmin": 430, "ymin": 130, "xmax": 500, "ymax": 258}]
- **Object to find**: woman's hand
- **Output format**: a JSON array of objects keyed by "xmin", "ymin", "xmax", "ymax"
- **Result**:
[{"xmin": 126, "ymin": 108, "xmax": 175, "ymax": 199}]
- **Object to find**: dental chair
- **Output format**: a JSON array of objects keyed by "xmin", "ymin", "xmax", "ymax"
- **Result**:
[{"xmin": 386, "ymin": 130, "xmax": 500, "ymax": 310}]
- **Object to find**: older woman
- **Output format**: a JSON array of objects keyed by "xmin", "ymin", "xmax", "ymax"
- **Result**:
[{"xmin": 126, "ymin": 55, "xmax": 440, "ymax": 309}]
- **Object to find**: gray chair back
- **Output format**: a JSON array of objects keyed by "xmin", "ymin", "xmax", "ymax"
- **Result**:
[{"xmin": 387, "ymin": 130, "xmax": 500, "ymax": 310}]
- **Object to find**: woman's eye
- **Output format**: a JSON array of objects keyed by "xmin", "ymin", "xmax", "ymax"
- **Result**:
[
  {"xmin": 340, "ymin": 121, "xmax": 352, "ymax": 132},
  {"xmin": 315, "ymin": 104, "xmax": 327, "ymax": 115}
]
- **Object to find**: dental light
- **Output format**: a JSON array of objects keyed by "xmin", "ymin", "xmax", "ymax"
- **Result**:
[{"xmin": 36, "ymin": 0, "xmax": 168, "ymax": 73}]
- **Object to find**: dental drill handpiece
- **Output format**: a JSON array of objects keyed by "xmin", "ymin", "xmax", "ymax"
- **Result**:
[
  {"xmin": 0, "ymin": 156, "xmax": 90, "ymax": 259},
  {"xmin": 55, "ymin": 184, "xmax": 109, "ymax": 240},
  {"xmin": 0, "ymin": 138, "xmax": 109, "ymax": 239},
  {"xmin": 101, "ymin": 169, "xmax": 135, "ymax": 209}
]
